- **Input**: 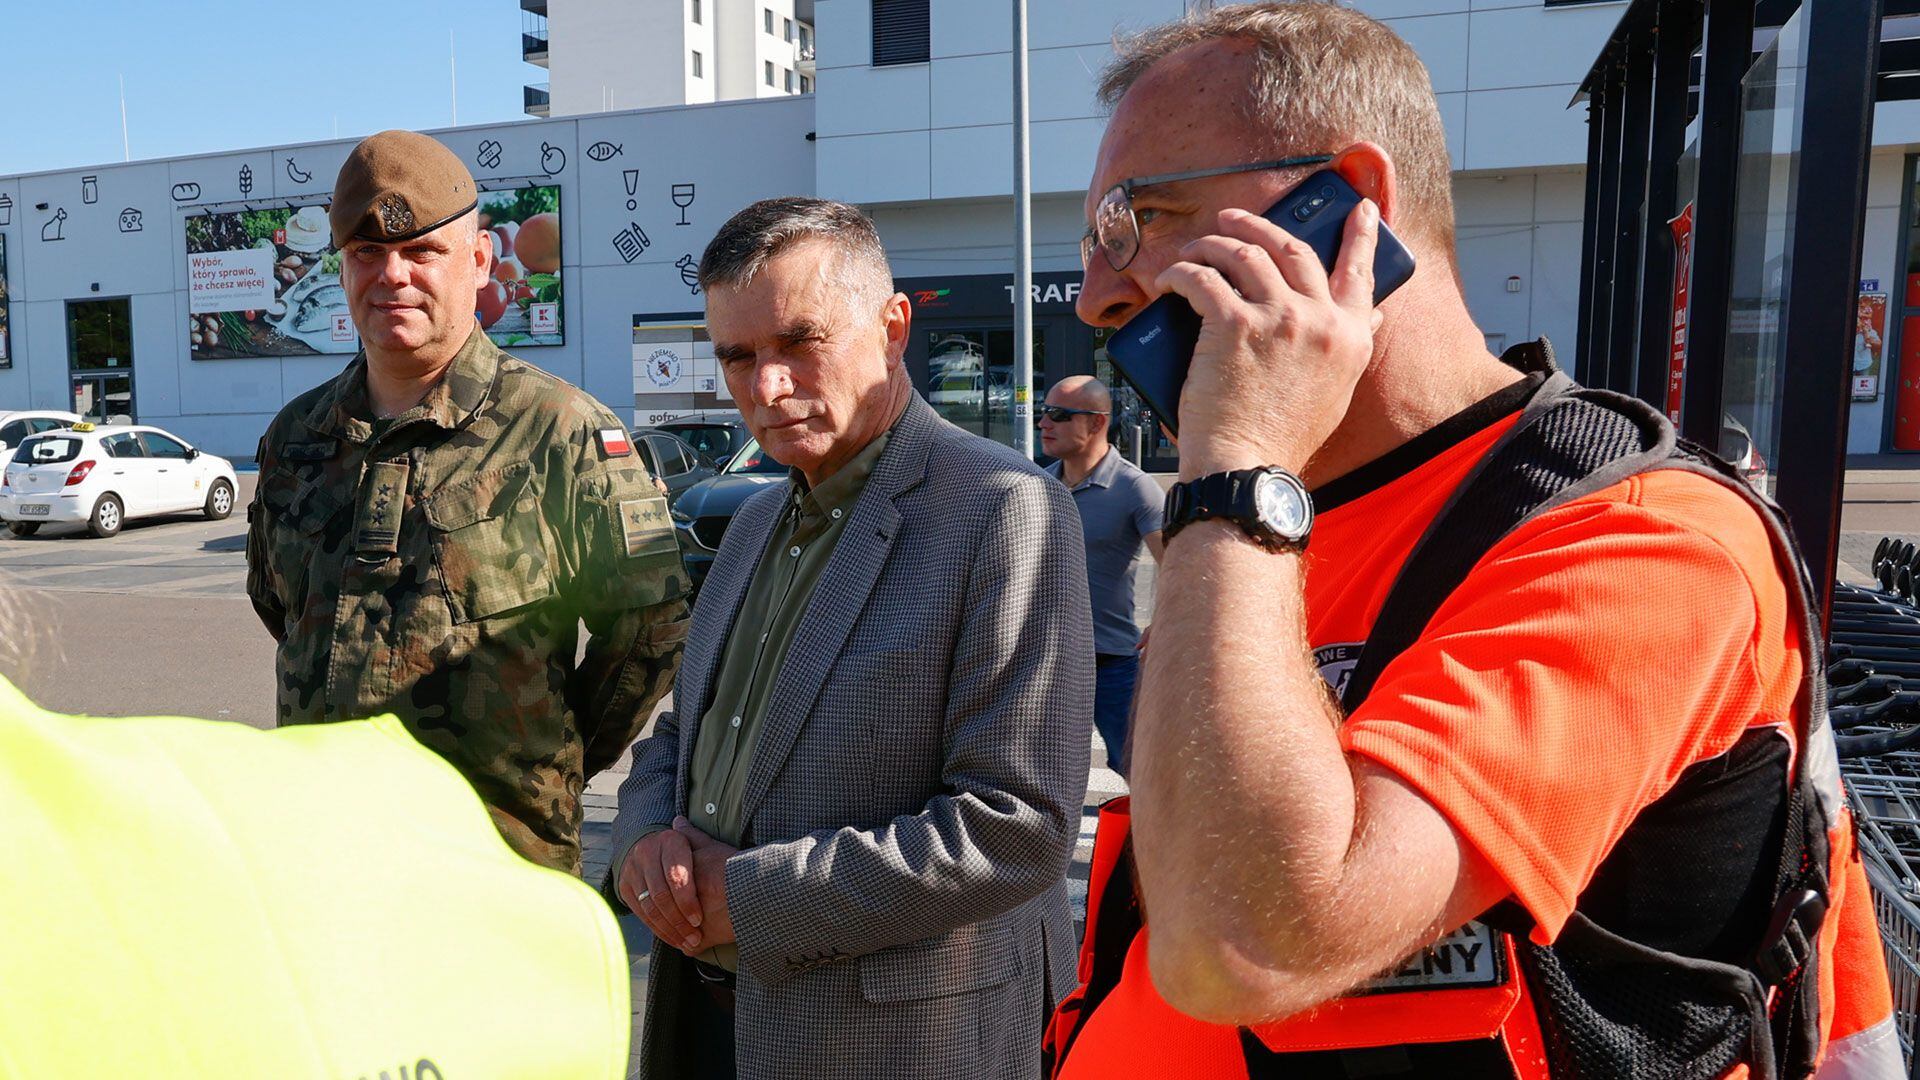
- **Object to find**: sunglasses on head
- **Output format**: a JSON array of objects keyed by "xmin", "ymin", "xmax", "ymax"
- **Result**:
[{"xmin": 1037, "ymin": 405, "xmax": 1108, "ymax": 424}]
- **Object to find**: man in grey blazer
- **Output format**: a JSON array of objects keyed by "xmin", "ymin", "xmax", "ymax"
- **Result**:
[{"xmin": 610, "ymin": 197, "xmax": 1094, "ymax": 1080}]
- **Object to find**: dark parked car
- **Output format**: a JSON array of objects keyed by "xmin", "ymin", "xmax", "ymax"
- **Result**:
[
  {"xmin": 658, "ymin": 414, "xmax": 750, "ymax": 469},
  {"xmin": 670, "ymin": 436, "xmax": 790, "ymax": 594},
  {"xmin": 632, "ymin": 426, "xmax": 719, "ymax": 501}
]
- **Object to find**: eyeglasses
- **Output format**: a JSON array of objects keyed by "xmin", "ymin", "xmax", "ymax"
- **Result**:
[
  {"xmin": 1079, "ymin": 154, "xmax": 1336, "ymax": 273},
  {"xmin": 1037, "ymin": 405, "xmax": 1108, "ymax": 424}
]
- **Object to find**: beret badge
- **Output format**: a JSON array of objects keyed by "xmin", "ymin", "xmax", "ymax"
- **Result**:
[{"xmin": 376, "ymin": 193, "xmax": 415, "ymax": 237}]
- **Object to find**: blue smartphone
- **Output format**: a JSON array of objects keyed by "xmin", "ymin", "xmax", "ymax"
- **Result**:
[{"xmin": 1103, "ymin": 170, "xmax": 1417, "ymax": 435}]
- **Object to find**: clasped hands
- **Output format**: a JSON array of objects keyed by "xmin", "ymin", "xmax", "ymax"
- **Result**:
[{"xmin": 617, "ymin": 816, "xmax": 739, "ymax": 956}]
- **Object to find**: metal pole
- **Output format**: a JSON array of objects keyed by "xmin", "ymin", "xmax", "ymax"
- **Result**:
[
  {"xmin": 1608, "ymin": 35, "xmax": 1655, "ymax": 396},
  {"xmin": 1773, "ymin": 0, "xmax": 1883, "ymax": 619},
  {"xmin": 1012, "ymin": 0, "xmax": 1035, "ymax": 460},
  {"xmin": 1633, "ymin": 0, "xmax": 1694, "ymax": 409}
]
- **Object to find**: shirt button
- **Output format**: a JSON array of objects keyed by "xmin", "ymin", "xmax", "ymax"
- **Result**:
[
  {"xmin": 789, "ymin": 545, "xmax": 801, "ymax": 557},
  {"xmin": 830, "ymin": 508, "xmax": 843, "ymax": 519},
  {"xmin": 704, "ymin": 802, "xmax": 717, "ymax": 815},
  {"xmin": 731, "ymin": 715, "xmax": 742, "ymax": 728}
]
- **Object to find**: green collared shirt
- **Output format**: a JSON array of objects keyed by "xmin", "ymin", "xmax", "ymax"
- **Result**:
[{"xmin": 683, "ymin": 429, "xmax": 889, "ymax": 970}]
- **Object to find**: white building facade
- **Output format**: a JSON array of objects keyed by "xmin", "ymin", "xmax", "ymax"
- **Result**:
[
  {"xmin": 524, "ymin": 0, "xmax": 814, "ymax": 117},
  {"xmin": 1, "ymin": 0, "xmax": 1913, "ymax": 462}
]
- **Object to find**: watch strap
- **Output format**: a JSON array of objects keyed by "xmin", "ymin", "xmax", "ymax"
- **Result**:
[{"xmin": 1163, "ymin": 467, "xmax": 1308, "ymax": 552}]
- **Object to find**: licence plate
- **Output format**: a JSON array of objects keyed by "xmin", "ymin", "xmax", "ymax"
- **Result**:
[{"xmin": 17, "ymin": 504, "xmax": 49, "ymax": 517}]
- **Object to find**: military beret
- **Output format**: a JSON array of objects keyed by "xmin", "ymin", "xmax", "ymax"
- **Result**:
[{"xmin": 330, "ymin": 130, "xmax": 479, "ymax": 249}]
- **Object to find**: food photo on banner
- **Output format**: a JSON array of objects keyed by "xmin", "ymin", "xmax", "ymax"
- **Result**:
[
  {"xmin": 185, "ymin": 205, "xmax": 353, "ymax": 358},
  {"xmin": 0, "ymin": 233, "xmax": 11, "ymax": 368},
  {"xmin": 476, "ymin": 185, "xmax": 563, "ymax": 348}
]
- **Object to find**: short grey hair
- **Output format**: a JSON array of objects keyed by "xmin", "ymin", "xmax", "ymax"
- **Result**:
[
  {"xmin": 1097, "ymin": 2, "xmax": 1456, "ymax": 248},
  {"xmin": 698, "ymin": 197, "xmax": 895, "ymax": 313}
]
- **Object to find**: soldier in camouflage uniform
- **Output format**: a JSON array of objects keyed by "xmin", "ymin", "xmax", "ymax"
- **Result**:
[{"xmin": 246, "ymin": 130, "xmax": 689, "ymax": 873}]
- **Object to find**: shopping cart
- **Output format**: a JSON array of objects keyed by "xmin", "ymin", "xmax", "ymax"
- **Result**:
[{"xmin": 1834, "ymin": 545, "xmax": 1920, "ymax": 1068}]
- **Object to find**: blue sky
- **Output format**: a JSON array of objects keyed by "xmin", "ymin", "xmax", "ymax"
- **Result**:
[{"xmin": 1, "ymin": 1, "xmax": 534, "ymax": 177}]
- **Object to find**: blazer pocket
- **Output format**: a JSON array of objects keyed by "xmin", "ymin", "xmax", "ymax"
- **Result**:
[{"xmin": 857, "ymin": 922, "xmax": 1018, "ymax": 1004}]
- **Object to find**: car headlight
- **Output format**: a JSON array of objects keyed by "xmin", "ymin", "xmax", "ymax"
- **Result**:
[{"xmin": 671, "ymin": 505, "xmax": 694, "ymax": 524}]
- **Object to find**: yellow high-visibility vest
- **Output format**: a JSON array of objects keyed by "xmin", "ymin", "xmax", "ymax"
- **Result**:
[{"xmin": 0, "ymin": 677, "xmax": 630, "ymax": 1079}]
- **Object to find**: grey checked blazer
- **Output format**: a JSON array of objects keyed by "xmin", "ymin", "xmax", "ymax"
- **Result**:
[{"xmin": 612, "ymin": 394, "xmax": 1095, "ymax": 1080}]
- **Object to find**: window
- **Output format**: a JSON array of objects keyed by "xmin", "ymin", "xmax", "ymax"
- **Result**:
[
  {"xmin": 17, "ymin": 435, "xmax": 82, "ymax": 464},
  {"xmin": 800, "ymin": 25, "xmax": 811, "ymax": 52},
  {"xmin": 28, "ymin": 418, "xmax": 68, "ymax": 434},
  {"xmin": 872, "ymin": 0, "xmax": 930, "ymax": 66},
  {"xmin": 784, "ymin": 17, "xmax": 794, "ymax": 41},
  {"xmin": 784, "ymin": 68, "xmax": 794, "ymax": 93},
  {"xmin": 765, "ymin": 7, "xmax": 774, "ymax": 33},
  {"xmin": 765, "ymin": 60, "xmax": 775, "ymax": 86},
  {"xmin": 140, "ymin": 432, "xmax": 190, "ymax": 459},
  {"xmin": 0, "ymin": 421, "xmax": 25, "ymax": 448},
  {"xmin": 691, "ymin": 0, "xmax": 701, "ymax": 23},
  {"xmin": 692, "ymin": 50, "xmax": 703, "ymax": 77},
  {"xmin": 101, "ymin": 433, "xmax": 144, "ymax": 459},
  {"xmin": 800, "ymin": 74, "xmax": 812, "ymax": 93},
  {"xmin": 647, "ymin": 435, "xmax": 691, "ymax": 477}
]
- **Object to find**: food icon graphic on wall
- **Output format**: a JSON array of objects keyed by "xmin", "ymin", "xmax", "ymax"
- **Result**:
[
  {"xmin": 587, "ymin": 141, "xmax": 623, "ymax": 162},
  {"xmin": 238, "ymin": 165, "xmax": 254, "ymax": 197},
  {"xmin": 623, "ymin": 169, "xmax": 639, "ymax": 212},
  {"xmin": 613, "ymin": 222, "xmax": 652, "ymax": 264},
  {"xmin": 675, "ymin": 253, "xmax": 700, "ymax": 294},
  {"xmin": 0, "ymin": 193, "xmax": 12, "ymax": 226},
  {"xmin": 81, "ymin": 176, "xmax": 99, "ymax": 205},
  {"xmin": 171, "ymin": 182, "xmax": 201, "ymax": 202},
  {"xmin": 285, "ymin": 157, "xmax": 313, "ymax": 184},
  {"xmin": 118, "ymin": 207, "xmax": 144, "ymax": 233},
  {"xmin": 41, "ymin": 208, "xmax": 67, "ymax": 242},
  {"xmin": 476, "ymin": 140, "xmax": 504, "ymax": 171},
  {"xmin": 540, "ymin": 141, "xmax": 566, "ymax": 176},
  {"xmin": 671, "ymin": 183, "xmax": 696, "ymax": 226}
]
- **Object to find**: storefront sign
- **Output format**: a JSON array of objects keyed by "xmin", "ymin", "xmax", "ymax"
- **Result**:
[
  {"xmin": 1666, "ymin": 204, "xmax": 1694, "ymax": 422},
  {"xmin": 1853, "ymin": 287, "xmax": 1887, "ymax": 400},
  {"xmin": 631, "ymin": 316, "xmax": 727, "ymax": 404},
  {"xmin": 896, "ymin": 271, "xmax": 1085, "ymax": 316}
]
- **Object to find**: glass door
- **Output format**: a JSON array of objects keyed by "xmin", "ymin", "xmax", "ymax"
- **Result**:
[
  {"xmin": 67, "ymin": 298, "xmax": 136, "ymax": 422},
  {"xmin": 925, "ymin": 327, "xmax": 1044, "ymax": 449}
]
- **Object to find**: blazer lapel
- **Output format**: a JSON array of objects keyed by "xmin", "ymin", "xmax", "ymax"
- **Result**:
[
  {"xmin": 736, "ymin": 397, "xmax": 937, "ymax": 819},
  {"xmin": 673, "ymin": 485, "xmax": 785, "ymax": 805}
]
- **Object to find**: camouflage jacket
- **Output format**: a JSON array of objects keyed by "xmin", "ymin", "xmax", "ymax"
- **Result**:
[{"xmin": 246, "ymin": 328, "xmax": 690, "ymax": 873}]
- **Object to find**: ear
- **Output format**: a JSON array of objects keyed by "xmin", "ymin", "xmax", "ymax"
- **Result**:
[
  {"xmin": 475, "ymin": 229, "xmax": 495, "ymax": 286},
  {"xmin": 1329, "ymin": 142, "xmax": 1398, "ymax": 229},
  {"xmin": 882, "ymin": 292, "xmax": 913, "ymax": 368}
]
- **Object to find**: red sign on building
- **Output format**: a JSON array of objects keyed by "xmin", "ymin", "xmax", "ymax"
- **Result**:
[{"xmin": 1666, "ymin": 203, "xmax": 1694, "ymax": 424}]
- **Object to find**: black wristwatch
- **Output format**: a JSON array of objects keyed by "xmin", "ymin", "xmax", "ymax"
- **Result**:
[{"xmin": 1162, "ymin": 467, "xmax": 1313, "ymax": 553}]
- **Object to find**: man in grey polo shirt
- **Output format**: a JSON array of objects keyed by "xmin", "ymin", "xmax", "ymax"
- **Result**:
[{"xmin": 1041, "ymin": 376, "xmax": 1163, "ymax": 777}]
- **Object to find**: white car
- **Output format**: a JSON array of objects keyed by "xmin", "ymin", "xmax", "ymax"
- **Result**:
[
  {"xmin": 0, "ymin": 410, "xmax": 84, "ymax": 470},
  {"xmin": 0, "ymin": 423, "xmax": 239, "ymax": 539}
]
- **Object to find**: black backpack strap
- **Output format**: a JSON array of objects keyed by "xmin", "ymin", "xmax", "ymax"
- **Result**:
[{"xmin": 1339, "ymin": 351, "xmax": 1673, "ymax": 713}]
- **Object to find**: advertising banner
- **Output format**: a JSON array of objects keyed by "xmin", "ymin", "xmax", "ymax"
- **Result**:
[
  {"xmin": 478, "ymin": 186, "xmax": 564, "ymax": 348},
  {"xmin": 1853, "ymin": 283, "xmax": 1887, "ymax": 401},
  {"xmin": 186, "ymin": 205, "xmax": 354, "ymax": 358},
  {"xmin": 0, "ymin": 233, "xmax": 10, "ymax": 367},
  {"xmin": 632, "ymin": 316, "xmax": 728, "ymax": 419},
  {"xmin": 1666, "ymin": 204, "xmax": 1694, "ymax": 423}
]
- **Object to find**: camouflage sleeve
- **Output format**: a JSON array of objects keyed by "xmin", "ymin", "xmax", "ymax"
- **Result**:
[
  {"xmin": 556, "ymin": 413, "xmax": 692, "ymax": 778},
  {"xmin": 244, "ymin": 433, "xmax": 287, "ymax": 642}
]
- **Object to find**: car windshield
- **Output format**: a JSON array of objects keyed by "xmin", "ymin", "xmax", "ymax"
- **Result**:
[
  {"xmin": 667, "ymin": 424, "xmax": 736, "ymax": 462},
  {"xmin": 725, "ymin": 438, "xmax": 790, "ymax": 476},
  {"xmin": 13, "ymin": 435, "xmax": 83, "ymax": 466}
]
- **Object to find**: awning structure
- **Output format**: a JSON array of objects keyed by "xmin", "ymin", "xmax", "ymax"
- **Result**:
[{"xmin": 1574, "ymin": 0, "xmax": 1914, "ymax": 616}]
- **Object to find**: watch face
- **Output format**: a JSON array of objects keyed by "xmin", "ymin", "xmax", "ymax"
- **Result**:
[{"xmin": 1255, "ymin": 472, "xmax": 1310, "ymax": 539}]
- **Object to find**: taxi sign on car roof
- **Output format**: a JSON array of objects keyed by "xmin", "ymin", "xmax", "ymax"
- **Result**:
[{"xmin": 69, "ymin": 422, "xmax": 95, "ymax": 432}]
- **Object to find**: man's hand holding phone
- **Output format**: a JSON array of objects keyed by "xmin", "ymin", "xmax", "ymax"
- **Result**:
[{"xmin": 1156, "ymin": 200, "xmax": 1382, "ymax": 481}]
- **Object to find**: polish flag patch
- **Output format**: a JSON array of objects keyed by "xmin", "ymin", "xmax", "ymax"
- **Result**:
[{"xmin": 597, "ymin": 428, "xmax": 633, "ymax": 458}]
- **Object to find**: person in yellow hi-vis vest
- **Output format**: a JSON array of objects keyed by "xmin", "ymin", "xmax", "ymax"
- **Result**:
[{"xmin": 0, "ymin": 674, "xmax": 631, "ymax": 1080}]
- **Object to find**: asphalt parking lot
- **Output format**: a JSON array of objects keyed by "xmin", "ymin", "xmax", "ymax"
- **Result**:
[{"xmin": 0, "ymin": 472, "xmax": 275, "ymax": 723}]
